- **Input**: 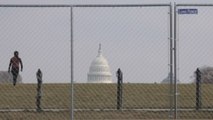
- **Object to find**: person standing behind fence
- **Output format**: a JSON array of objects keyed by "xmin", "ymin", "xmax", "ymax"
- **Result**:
[{"xmin": 8, "ymin": 51, "xmax": 23, "ymax": 86}]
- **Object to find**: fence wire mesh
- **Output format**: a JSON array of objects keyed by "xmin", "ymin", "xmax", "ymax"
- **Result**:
[
  {"xmin": 1, "ymin": 3, "xmax": 213, "ymax": 120},
  {"xmin": 176, "ymin": 5, "xmax": 213, "ymax": 119},
  {"xmin": 0, "ymin": 7, "xmax": 71, "ymax": 120},
  {"xmin": 73, "ymin": 6, "xmax": 171, "ymax": 120},
  {"xmin": 0, "ymin": 5, "xmax": 173, "ymax": 120}
]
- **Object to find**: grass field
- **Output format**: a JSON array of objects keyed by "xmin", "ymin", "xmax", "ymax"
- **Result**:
[{"xmin": 0, "ymin": 83, "xmax": 213, "ymax": 119}]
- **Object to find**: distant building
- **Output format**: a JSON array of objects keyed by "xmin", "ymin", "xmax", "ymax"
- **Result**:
[
  {"xmin": 87, "ymin": 44, "xmax": 113, "ymax": 83},
  {"xmin": 161, "ymin": 72, "xmax": 180, "ymax": 84},
  {"xmin": 0, "ymin": 71, "xmax": 22, "ymax": 83}
]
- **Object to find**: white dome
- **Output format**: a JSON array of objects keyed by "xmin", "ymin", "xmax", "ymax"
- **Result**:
[{"xmin": 87, "ymin": 44, "xmax": 112, "ymax": 83}]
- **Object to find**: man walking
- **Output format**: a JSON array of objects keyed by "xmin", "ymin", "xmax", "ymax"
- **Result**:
[{"xmin": 8, "ymin": 51, "xmax": 23, "ymax": 86}]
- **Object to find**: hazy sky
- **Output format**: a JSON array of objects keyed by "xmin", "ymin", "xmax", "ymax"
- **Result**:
[{"xmin": 0, "ymin": 0, "xmax": 213, "ymax": 83}]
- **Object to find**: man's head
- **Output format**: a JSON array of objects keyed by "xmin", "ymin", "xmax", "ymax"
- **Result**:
[{"xmin": 14, "ymin": 51, "xmax": 19, "ymax": 57}]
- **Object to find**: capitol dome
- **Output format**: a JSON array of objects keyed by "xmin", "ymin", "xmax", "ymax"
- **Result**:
[{"xmin": 87, "ymin": 44, "xmax": 113, "ymax": 83}]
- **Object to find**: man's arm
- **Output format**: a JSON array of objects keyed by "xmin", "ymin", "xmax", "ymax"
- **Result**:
[
  {"xmin": 20, "ymin": 58, "xmax": 23, "ymax": 71},
  {"xmin": 8, "ymin": 59, "xmax": 12, "ymax": 72}
]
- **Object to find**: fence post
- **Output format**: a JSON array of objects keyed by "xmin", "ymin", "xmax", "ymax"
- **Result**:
[
  {"xmin": 116, "ymin": 68, "xmax": 123, "ymax": 110},
  {"xmin": 195, "ymin": 68, "xmax": 202, "ymax": 110},
  {"xmin": 36, "ymin": 69, "xmax": 43, "ymax": 112}
]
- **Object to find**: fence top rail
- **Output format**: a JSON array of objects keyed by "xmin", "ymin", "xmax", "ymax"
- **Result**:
[
  {"xmin": 176, "ymin": 4, "xmax": 213, "ymax": 7},
  {"xmin": 0, "ymin": 4, "xmax": 171, "ymax": 8}
]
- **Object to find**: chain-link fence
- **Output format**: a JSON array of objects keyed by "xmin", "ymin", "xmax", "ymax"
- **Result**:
[
  {"xmin": 175, "ymin": 4, "xmax": 213, "ymax": 119},
  {"xmin": 0, "ymin": 6, "xmax": 71, "ymax": 120},
  {"xmin": 73, "ymin": 4, "xmax": 172, "ymax": 120},
  {"xmin": 1, "ymin": 3, "xmax": 213, "ymax": 120},
  {"xmin": 0, "ymin": 4, "xmax": 173, "ymax": 120}
]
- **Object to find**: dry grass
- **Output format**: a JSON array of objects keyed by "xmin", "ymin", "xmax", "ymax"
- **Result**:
[{"xmin": 0, "ymin": 83, "xmax": 213, "ymax": 119}]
